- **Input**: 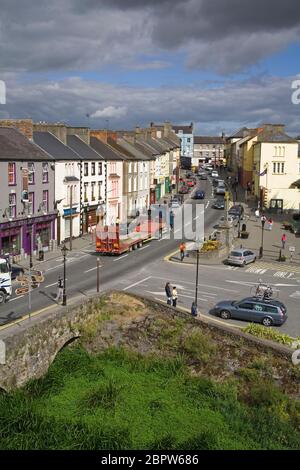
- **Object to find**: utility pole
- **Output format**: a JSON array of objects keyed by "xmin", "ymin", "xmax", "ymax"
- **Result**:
[
  {"xmin": 195, "ymin": 247, "xmax": 200, "ymax": 309},
  {"xmin": 97, "ymin": 257, "xmax": 100, "ymax": 293},
  {"xmin": 61, "ymin": 243, "xmax": 67, "ymax": 306},
  {"xmin": 70, "ymin": 186, "xmax": 73, "ymax": 251}
]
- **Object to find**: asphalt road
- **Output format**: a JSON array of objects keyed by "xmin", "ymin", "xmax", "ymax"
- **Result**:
[{"xmin": 1, "ymin": 175, "xmax": 300, "ymax": 337}]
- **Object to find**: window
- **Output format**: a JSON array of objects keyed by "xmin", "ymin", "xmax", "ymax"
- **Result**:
[
  {"xmin": 8, "ymin": 163, "xmax": 16, "ymax": 185},
  {"xmin": 110, "ymin": 162, "xmax": 116, "ymax": 174},
  {"xmin": 98, "ymin": 162, "xmax": 102, "ymax": 176},
  {"xmin": 42, "ymin": 190, "xmax": 49, "ymax": 212},
  {"xmin": 84, "ymin": 163, "xmax": 88, "ymax": 176},
  {"xmin": 264, "ymin": 305, "xmax": 278, "ymax": 314},
  {"xmin": 98, "ymin": 181, "xmax": 102, "ymax": 200},
  {"xmin": 91, "ymin": 182, "xmax": 95, "ymax": 201},
  {"xmin": 8, "ymin": 193, "xmax": 16, "ymax": 218},
  {"xmin": 28, "ymin": 192, "xmax": 34, "ymax": 215},
  {"xmin": 91, "ymin": 162, "xmax": 96, "ymax": 176},
  {"xmin": 187, "ymin": 138, "xmax": 191, "ymax": 143},
  {"xmin": 273, "ymin": 162, "xmax": 285, "ymax": 174},
  {"xmin": 112, "ymin": 180, "xmax": 118, "ymax": 198},
  {"xmin": 42, "ymin": 163, "xmax": 49, "ymax": 183},
  {"xmin": 238, "ymin": 303, "xmax": 253, "ymax": 310},
  {"xmin": 28, "ymin": 163, "xmax": 35, "ymax": 184},
  {"xmin": 84, "ymin": 183, "xmax": 88, "ymax": 202}
]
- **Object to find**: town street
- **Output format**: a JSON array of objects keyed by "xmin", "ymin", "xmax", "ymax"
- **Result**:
[{"xmin": 1, "ymin": 177, "xmax": 300, "ymax": 337}]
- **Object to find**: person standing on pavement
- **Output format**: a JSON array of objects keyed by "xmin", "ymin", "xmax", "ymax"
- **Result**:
[
  {"xmin": 55, "ymin": 275, "xmax": 64, "ymax": 303},
  {"xmin": 172, "ymin": 286, "xmax": 178, "ymax": 308},
  {"xmin": 255, "ymin": 208, "xmax": 260, "ymax": 222},
  {"xmin": 169, "ymin": 210, "xmax": 174, "ymax": 231},
  {"xmin": 158, "ymin": 205, "xmax": 163, "ymax": 239},
  {"xmin": 267, "ymin": 218, "xmax": 273, "ymax": 230},
  {"xmin": 165, "ymin": 282, "xmax": 172, "ymax": 305},
  {"xmin": 179, "ymin": 242, "xmax": 186, "ymax": 261},
  {"xmin": 281, "ymin": 233, "xmax": 287, "ymax": 249}
]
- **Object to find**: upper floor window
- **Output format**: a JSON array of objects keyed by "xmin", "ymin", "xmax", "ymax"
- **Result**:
[
  {"xmin": 28, "ymin": 163, "xmax": 35, "ymax": 184},
  {"xmin": 273, "ymin": 162, "xmax": 285, "ymax": 174},
  {"xmin": 28, "ymin": 192, "xmax": 35, "ymax": 215},
  {"xmin": 8, "ymin": 162, "xmax": 16, "ymax": 185},
  {"xmin": 98, "ymin": 162, "xmax": 102, "ymax": 176},
  {"xmin": 91, "ymin": 182, "xmax": 96, "ymax": 200},
  {"xmin": 98, "ymin": 181, "xmax": 102, "ymax": 200},
  {"xmin": 42, "ymin": 190, "xmax": 49, "ymax": 212},
  {"xmin": 42, "ymin": 163, "xmax": 49, "ymax": 183},
  {"xmin": 110, "ymin": 162, "xmax": 116, "ymax": 174},
  {"xmin": 84, "ymin": 183, "xmax": 88, "ymax": 202},
  {"xmin": 91, "ymin": 162, "xmax": 96, "ymax": 176},
  {"xmin": 84, "ymin": 162, "xmax": 89, "ymax": 177},
  {"xmin": 8, "ymin": 193, "xmax": 16, "ymax": 218}
]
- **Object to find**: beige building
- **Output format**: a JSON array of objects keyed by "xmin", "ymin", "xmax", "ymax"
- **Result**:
[{"xmin": 253, "ymin": 125, "xmax": 300, "ymax": 211}]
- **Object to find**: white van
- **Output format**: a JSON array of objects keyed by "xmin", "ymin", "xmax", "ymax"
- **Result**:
[{"xmin": 0, "ymin": 258, "xmax": 12, "ymax": 304}]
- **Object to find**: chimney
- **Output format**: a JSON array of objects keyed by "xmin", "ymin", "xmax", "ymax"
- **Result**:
[
  {"xmin": 0, "ymin": 119, "xmax": 33, "ymax": 140},
  {"xmin": 163, "ymin": 121, "xmax": 172, "ymax": 137},
  {"xmin": 262, "ymin": 124, "xmax": 285, "ymax": 133},
  {"xmin": 90, "ymin": 129, "xmax": 113, "ymax": 143},
  {"xmin": 66, "ymin": 126, "xmax": 90, "ymax": 145}
]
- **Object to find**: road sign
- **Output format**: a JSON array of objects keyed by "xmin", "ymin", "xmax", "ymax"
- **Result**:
[{"xmin": 289, "ymin": 246, "xmax": 296, "ymax": 252}]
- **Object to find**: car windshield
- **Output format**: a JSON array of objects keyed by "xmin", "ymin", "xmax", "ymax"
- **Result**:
[{"xmin": 0, "ymin": 261, "xmax": 9, "ymax": 274}]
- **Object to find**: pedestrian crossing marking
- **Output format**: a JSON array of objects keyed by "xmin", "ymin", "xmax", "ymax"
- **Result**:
[{"xmin": 254, "ymin": 261, "xmax": 300, "ymax": 274}]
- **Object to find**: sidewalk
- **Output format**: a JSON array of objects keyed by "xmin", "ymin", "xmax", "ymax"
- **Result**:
[
  {"xmin": 232, "ymin": 182, "xmax": 300, "ymax": 265},
  {"xmin": 15, "ymin": 234, "xmax": 95, "ymax": 272}
]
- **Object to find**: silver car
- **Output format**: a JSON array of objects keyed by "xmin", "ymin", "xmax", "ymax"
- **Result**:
[{"xmin": 227, "ymin": 249, "xmax": 256, "ymax": 266}]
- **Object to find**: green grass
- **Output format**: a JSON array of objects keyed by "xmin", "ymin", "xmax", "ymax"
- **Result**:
[{"xmin": 0, "ymin": 345, "xmax": 299, "ymax": 450}]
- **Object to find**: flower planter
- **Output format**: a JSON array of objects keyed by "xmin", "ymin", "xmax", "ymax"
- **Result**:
[{"xmin": 240, "ymin": 231, "xmax": 249, "ymax": 239}]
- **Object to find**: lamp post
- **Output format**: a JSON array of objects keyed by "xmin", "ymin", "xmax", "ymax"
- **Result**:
[
  {"xmin": 237, "ymin": 215, "xmax": 241, "ymax": 238},
  {"xmin": 61, "ymin": 243, "xmax": 68, "ymax": 306},
  {"xmin": 259, "ymin": 215, "xmax": 266, "ymax": 259},
  {"xmin": 194, "ymin": 238, "xmax": 201, "ymax": 315}
]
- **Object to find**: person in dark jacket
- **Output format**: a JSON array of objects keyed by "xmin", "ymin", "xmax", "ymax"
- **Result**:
[
  {"xmin": 191, "ymin": 302, "xmax": 198, "ymax": 317},
  {"xmin": 55, "ymin": 275, "xmax": 64, "ymax": 303},
  {"xmin": 165, "ymin": 282, "xmax": 172, "ymax": 305},
  {"xmin": 169, "ymin": 210, "xmax": 174, "ymax": 230}
]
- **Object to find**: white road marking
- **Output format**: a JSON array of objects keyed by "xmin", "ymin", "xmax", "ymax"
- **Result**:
[
  {"xmin": 9, "ymin": 295, "xmax": 24, "ymax": 302},
  {"xmin": 45, "ymin": 264, "xmax": 64, "ymax": 272},
  {"xmin": 146, "ymin": 291, "xmax": 209, "ymax": 302},
  {"xmin": 45, "ymin": 279, "xmax": 68, "ymax": 288},
  {"xmin": 153, "ymin": 276, "xmax": 238, "ymax": 292},
  {"xmin": 290, "ymin": 291, "xmax": 300, "ymax": 298},
  {"xmin": 113, "ymin": 254, "xmax": 129, "ymax": 262},
  {"xmin": 138, "ymin": 245, "xmax": 150, "ymax": 251},
  {"xmin": 123, "ymin": 276, "xmax": 152, "ymax": 291},
  {"xmin": 84, "ymin": 266, "xmax": 102, "ymax": 273},
  {"xmin": 205, "ymin": 201, "xmax": 210, "ymax": 209}
]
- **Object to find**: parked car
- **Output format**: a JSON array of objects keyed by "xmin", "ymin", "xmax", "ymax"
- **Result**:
[
  {"xmin": 200, "ymin": 173, "xmax": 208, "ymax": 180},
  {"xmin": 212, "ymin": 199, "xmax": 225, "ymax": 210},
  {"xmin": 170, "ymin": 199, "xmax": 181, "ymax": 209},
  {"xmin": 211, "ymin": 170, "xmax": 219, "ymax": 178},
  {"xmin": 10, "ymin": 265, "xmax": 25, "ymax": 280},
  {"xmin": 193, "ymin": 190, "xmax": 205, "ymax": 200},
  {"xmin": 210, "ymin": 297, "xmax": 287, "ymax": 326},
  {"xmin": 215, "ymin": 187, "xmax": 226, "ymax": 196},
  {"xmin": 227, "ymin": 248, "xmax": 256, "ymax": 266},
  {"xmin": 205, "ymin": 165, "xmax": 213, "ymax": 172},
  {"xmin": 228, "ymin": 204, "xmax": 244, "ymax": 219}
]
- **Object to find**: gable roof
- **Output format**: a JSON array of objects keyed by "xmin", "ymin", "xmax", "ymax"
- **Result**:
[
  {"xmin": 255, "ymin": 129, "xmax": 297, "ymax": 143},
  {"xmin": 90, "ymin": 137, "xmax": 128, "ymax": 161},
  {"xmin": 66, "ymin": 135, "xmax": 105, "ymax": 161},
  {"xmin": 117, "ymin": 138, "xmax": 152, "ymax": 161},
  {"xmin": 0, "ymin": 127, "xmax": 53, "ymax": 161},
  {"xmin": 33, "ymin": 131, "xmax": 80, "ymax": 160}
]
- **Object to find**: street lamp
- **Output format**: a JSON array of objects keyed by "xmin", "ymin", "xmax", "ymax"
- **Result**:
[
  {"xmin": 194, "ymin": 237, "xmax": 202, "ymax": 316},
  {"xmin": 259, "ymin": 215, "xmax": 266, "ymax": 259},
  {"xmin": 61, "ymin": 243, "xmax": 68, "ymax": 306}
]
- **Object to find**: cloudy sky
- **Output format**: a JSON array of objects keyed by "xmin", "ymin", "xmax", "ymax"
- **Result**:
[{"xmin": 0, "ymin": 0, "xmax": 300, "ymax": 135}]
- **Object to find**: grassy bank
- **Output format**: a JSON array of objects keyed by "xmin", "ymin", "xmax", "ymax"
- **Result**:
[{"xmin": 0, "ymin": 345, "xmax": 299, "ymax": 450}]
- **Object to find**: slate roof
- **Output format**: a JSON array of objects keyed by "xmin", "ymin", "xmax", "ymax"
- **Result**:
[
  {"xmin": 66, "ymin": 135, "xmax": 105, "ymax": 161},
  {"xmin": 255, "ymin": 129, "xmax": 297, "ymax": 143},
  {"xmin": 33, "ymin": 131, "xmax": 80, "ymax": 161},
  {"xmin": 194, "ymin": 136, "xmax": 225, "ymax": 145},
  {"xmin": 90, "ymin": 137, "xmax": 128, "ymax": 161},
  {"xmin": 172, "ymin": 125, "xmax": 193, "ymax": 134},
  {"xmin": 0, "ymin": 127, "xmax": 53, "ymax": 161},
  {"xmin": 117, "ymin": 138, "xmax": 152, "ymax": 161}
]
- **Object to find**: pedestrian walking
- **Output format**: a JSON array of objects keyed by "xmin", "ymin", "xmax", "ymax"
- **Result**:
[
  {"xmin": 55, "ymin": 275, "xmax": 64, "ymax": 303},
  {"xmin": 172, "ymin": 286, "xmax": 178, "ymax": 308},
  {"xmin": 255, "ymin": 208, "xmax": 260, "ymax": 222},
  {"xmin": 169, "ymin": 210, "xmax": 174, "ymax": 231},
  {"xmin": 158, "ymin": 205, "xmax": 163, "ymax": 239},
  {"xmin": 179, "ymin": 242, "xmax": 186, "ymax": 261},
  {"xmin": 191, "ymin": 301, "xmax": 198, "ymax": 317},
  {"xmin": 267, "ymin": 218, "xmax": 273, "ymax": 231},
  {"xmin": 281, "ymin": 233, "xmax": 287, "ymax": 250},
  {"xmin": 165, "ymin": 282, "xmax": 172, "ymax": 305}
]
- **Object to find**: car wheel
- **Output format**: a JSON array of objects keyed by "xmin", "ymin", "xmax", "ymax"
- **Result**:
[
  {"xmin": 262, "ymin": 317, "xmax": 273, "ymax": 327},
  {"xmin": 220, "ymin": 310, "xmax": 231, "ymax": 320},
  {"xmin": 242, "ymin": 260, "xmax": 246, "ymax": 266},
  {"xmin": 0, "ymin": 291, "xmax": 6, "ymax": 304}
]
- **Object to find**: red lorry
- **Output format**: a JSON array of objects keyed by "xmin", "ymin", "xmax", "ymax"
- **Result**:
[{"xmin": 96, "ymin": 216, "xmax": 165, "ymax": 255}]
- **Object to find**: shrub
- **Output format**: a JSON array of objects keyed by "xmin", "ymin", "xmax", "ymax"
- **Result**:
[{"xmin": 243, "ymin": 323, "xmax": 299, "ymax": 346}]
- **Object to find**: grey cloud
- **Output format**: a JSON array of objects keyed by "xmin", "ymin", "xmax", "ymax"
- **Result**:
[{"xmin": 2, "ymin": 75, "xmax": 299, "ymax": 135}]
